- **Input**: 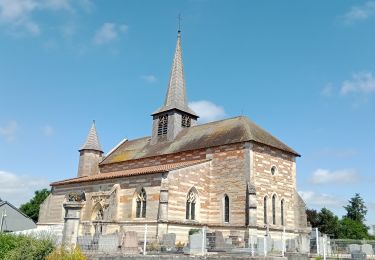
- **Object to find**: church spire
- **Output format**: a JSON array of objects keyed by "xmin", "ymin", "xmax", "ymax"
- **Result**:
[
  {"xmin": 151, "ymin": 30, "xmax": 198, "ymax": 144},
  {"xmin": 80, "ymin": 121, "xmax": 102, "ymax": 152},
  {"xmin": 152, "ymin": 30, "xmax": 197, "ymax": 117}
]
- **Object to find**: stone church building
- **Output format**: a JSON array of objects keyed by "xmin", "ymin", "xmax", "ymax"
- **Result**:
[{"xmin": 38, "ymin": 30, "xmax": 309, "ymax": 244}]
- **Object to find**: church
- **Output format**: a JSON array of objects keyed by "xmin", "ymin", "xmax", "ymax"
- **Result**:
[{"xmin": 38, "ymin": 30, "xmax": 309, "ymax": 244}]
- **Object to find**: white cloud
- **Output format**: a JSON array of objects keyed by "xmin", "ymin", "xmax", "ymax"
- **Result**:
[
  {"xmin": 119, "ymin": 24, "xmax": 128, "ymax": 33},
  {"xmin": 141, "ymin": 74, "xmax": 157, "ymax": 83},
  {"xmin": 343, "ymin": 1, "xmax": 375, "ymax": 24},
  {"xmin": 340, "ymin": 72, "xmax": 375, "ymax": 95},
  {"xmin": 0, "ymin": 0, "xmax": 93, "ymax": 35},
  {"xmin": 188, "ymin": 100, "xmax": 226, "ymax": 123},
  {"xmin": 321, "ymin": 83, "xmax": 333, "ymax": 97},
  {"xmin": 299, "ymin": 191, "xmax": 344, "ymax": 208},
  {"xmin": 309, "ymin": 168, "xmax": 359, "ymax": 185},
  {"xmin": 43, "ymin": 0, "xmax": 71, "ymax": 11},
  {"xmin": 0, "ymin": 121, "xmax": 19, "ymax": 142},
  {"xmin": 41, "ymin": 125, "xmax": 54, "ymax": 137},
  {"xmin": 0, "ymin": 170, "xmax": 49, "ymax": 207},
  {"xmin": 93, "ymin": 22, "xmax": 128, "ymax": 45},
  {"xmin": 0, "ymin": 0, "xmax": 39, "ymax": 34}
]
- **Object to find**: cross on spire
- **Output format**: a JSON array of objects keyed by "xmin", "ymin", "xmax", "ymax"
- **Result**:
[{"xmin": 178, "ymin": 13, "xmax": 182, "ymax": 32}]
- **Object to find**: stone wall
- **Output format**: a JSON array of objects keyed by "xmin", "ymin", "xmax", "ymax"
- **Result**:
[
  {"xmin": 77, "ymin": 150, "xmax": 103, "ymax": 177},
  {"xmin": 40, "ymin": 141, "xmax": 308, "ymax": 238},
  {"xmin": 38, "ymin": 193, "xmax": 65, "ymax": 224},
  {"xmin": 251, "ymin": 142, "xmax": 297, "ymax": 229},
  {"xmin": 39, "ymin": 174, "xmax": 162, "ymax": 226}
]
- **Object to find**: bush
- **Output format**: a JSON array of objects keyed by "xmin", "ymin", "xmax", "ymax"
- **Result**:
[
  {"xmin": 46, "ymin": 246, "xmax": 87, "ymax": 260},
  {"xmin": 189, "ymin": 228, "xmax": 201, "ymax": 236},
  {"xmin": 0, "ymin": 233, "xmax": 55, "ymax": 260}
]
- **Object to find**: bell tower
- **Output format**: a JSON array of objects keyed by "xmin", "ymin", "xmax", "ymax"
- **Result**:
[{"xmin": 151, "ymin": 30, "xmax": 198, "ymax": 144}]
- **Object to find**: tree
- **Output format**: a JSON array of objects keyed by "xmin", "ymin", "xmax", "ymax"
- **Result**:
[
  {"xmin": 317, "ymin": 208, "xmax": 340, "ymax": 238},
  {"xmin": 339, "ymin": 217, "xmax": 370, "ymax": 240},
  {"xmin": 19, "ymin": 189, "xmax": 50, "ymax": 222},
  {"xmin": 306, "ymin": 208, "xmax": 319, "ymax": 228},
  {"xmin": 344, "ymin": 193, "xmax": 367, "ymax": 223}
]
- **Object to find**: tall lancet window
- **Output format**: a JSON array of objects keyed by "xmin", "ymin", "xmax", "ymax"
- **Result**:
[
  {"xmin": 181, "ymin": 115, "xmax": 191, "ymax": 128},
  {"xmin": 272, "ymin": 194, "xmax": 276, "ymax": 225},
  {"xmin": 186, "ymin": 189, "xmax": 197, "ymax": 220},
  {"xmin": 224, "ymin": 194, "xmax": 230, "ymax": 223},
  {"xmin": 136, "ymin": 188, "xmax": 147, "ymax": 218},
  {"xmin": 264, "ymin": 196, "xmax": 268, "ymax": 224},
  {"xmin": 157, "ymin": 115, "xmax": 168, "ymax": 136},
  {"xmin": 281, "ymin": 199, "xmax": 285, "ymax": 226}
]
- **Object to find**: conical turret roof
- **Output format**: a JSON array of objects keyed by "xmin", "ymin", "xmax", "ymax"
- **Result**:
[{"xmin": 80, "ymin": 121, "xmax": 102, "ymax": 152}]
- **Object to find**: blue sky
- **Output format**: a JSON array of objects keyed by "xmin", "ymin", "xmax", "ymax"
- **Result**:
[{"xmin": 0, "ymin": 0, "xmax": 374, "ymax": 226}]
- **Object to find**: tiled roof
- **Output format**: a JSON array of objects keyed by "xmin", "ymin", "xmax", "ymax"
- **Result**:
[
  {"xmin": 101, "ymin": 116, "xmax": 300, "ymax": 165},
  {"xmin": 51, "ymin": 159, "xmax": 209, "ymax": 186}
]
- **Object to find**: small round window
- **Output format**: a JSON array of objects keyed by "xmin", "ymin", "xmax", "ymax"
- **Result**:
[{"xmin": 271, "ymin": 166, "xmax": 278, "ymax": 176}]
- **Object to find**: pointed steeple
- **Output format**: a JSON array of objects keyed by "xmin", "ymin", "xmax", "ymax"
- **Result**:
[
  {"xmin": 80, "ymin": 121, "xmax": 102, "ymax": 152},
  {"xmin": 77, "ymin": 121, "xmax": 103, "ymax": 177},
  {"xmin": 152, "ymin": 31, "xmax": 198, "ymax": 117}
]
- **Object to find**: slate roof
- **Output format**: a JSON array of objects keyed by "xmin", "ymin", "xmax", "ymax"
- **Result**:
[
  {"xmin": 51, "ymin": 159, "xmax": 209, "ymax": 186},
  {"xmin": 100, "ymin": 116, "xmax": 300, "ymax": 165},
  {"xmin": 80, "ymin": 121, "xmax": 102, "ymax": 151},
  {"xmin": 0, "ymin": 200, "xmax": 36, "ymax": 223},
  {"xmin": 152, "ymin": 31, "xmax": 198, "ymax": 117}
]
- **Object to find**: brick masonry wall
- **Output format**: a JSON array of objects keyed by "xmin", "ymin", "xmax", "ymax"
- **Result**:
[
  {"xmin": 40, "ymin": 141, "xmax": 307, "ymax": 235},
  {"xmin": 251, "ymin": 142, "xmax": 297, "ymax": 229},
  {"xmin": 206, "ymin": 143, "xmax": 247, "ymax": 226},
  {"xmin": 39, "ymin": 174, "xmax": 162, "ymax": 226},
  {"xmin": 166, "ymin": 143, "xmax": 247, "ymax": 226},
  {"xmin": 167, "ymin": 162, "xmax": 211, "ymax": 223}
]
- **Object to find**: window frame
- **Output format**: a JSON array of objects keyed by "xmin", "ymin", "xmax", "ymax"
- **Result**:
[
  {"xmin": 135, "ymin": 188, "xmax": 147, "ymax": 218},
  {"xmin": 281, "ymin": 199, "xmax": 285, "ymax": 226},
  {"xmin": 186, "ymin": 189, "xmax": 197, "ymax": 221},
  {"xmin": 272, "ymin": 194, "xmax": 276, "ymax": 225},
  {"xmin": 264, "ymin": 196, "xmax": 268, "ymax": 224},
  {"xmin": 224, "ymin": 194, "xmax": 230, "ymax": 223}
]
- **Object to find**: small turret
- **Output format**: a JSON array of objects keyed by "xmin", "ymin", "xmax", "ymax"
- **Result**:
[{"xmin": 77, "ymin": 121, "xmax": 103, "ymax": 177}]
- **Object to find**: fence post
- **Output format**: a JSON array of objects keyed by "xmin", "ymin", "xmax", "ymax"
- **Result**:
[
  {"xmin": 316, "ymin": 227, "xmax": 320, "ymax": 256},
  {"xmin": 143, "ymin": 224, "xmax": 148, "ymax": 255},
  {"xmin": 282, "ymin": 226, "xmax": 286, "ymax": 257},
  {"xmin": 323, "ymin": 236, "xmax": 326, "ymax": 260},
  {"xmin": 264, "ymin": 235, "xmax": 267, "ymax": 256},
  {"xmin": 250, "ymin": 235, "xmax": 254, "ymax": 257},
  {"xmin": 201, "ymin": 226, "xmax": 206, "ymax": 255}
]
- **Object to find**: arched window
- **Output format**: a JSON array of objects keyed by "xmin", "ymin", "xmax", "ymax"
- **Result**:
[
  {"xmin": 186, "ymin": 189, "xmax": 197, "ymax": 220},
  {"xmin": 281, "ymin": 199, "xmax": 285, "ymax": 226},
  {"xmin": 224, "ymin": 194, "xmax": 230, "ymax": 223},
  {"xmin": 136, "ymin": 188, "xmax": 147, "ymax": 218},
  {"xmin": 264, "ymin": 196, "xmax": 268, "ymax": 224},
  {"xmin": 272, "ymin": 194, "xmax": 276, "ymax": 225}
]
